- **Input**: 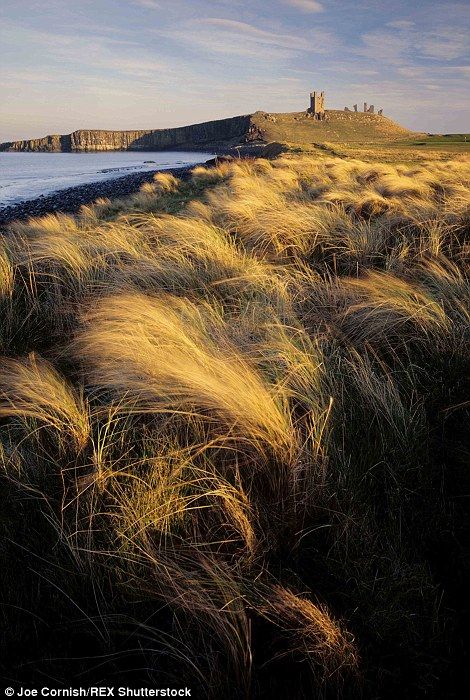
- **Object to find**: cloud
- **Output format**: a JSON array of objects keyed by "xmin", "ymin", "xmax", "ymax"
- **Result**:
[
  {"xmin": 196, "ymin": 17, "xmax": 311, "ymax": 48},
  {"xmin": 450, "ymin": 65, "xmax": 470, "ymax": 75},
  {"xmin": 357, "ymin": 23, "xmax": 469, "ymax": 64},
  {"xmin": 397, "ymin": 67, "xmax": 425, "ymax": 78},
  {"xmin": 158, "ymin": 17, "xmax": 336, "ymax": 60},
  {"xmin": 397, "ymin": 64, "xmax": 470, "ymax": 80},
  {"xmin": 102, "ymin": 57, "xmax": 168, "ymax": 77},
  {"xmin": 387, "ymin": 20, "xmax": 415, "ymax": 29},
  {"xmin": 284, "ymin": 0, "xmax": 324, "ymax": 12},
  {"xmin": 132, "ymin": 0, "xmax": 160, "ymax": 8},
  {"xmin": 0, "ymin": 20, "xmax": 171, "ymax": 79},
  {"xmin": 417, "ymin": 29, "xmax": 469, "ymax": 60},
  {"xmin": 357, "ymin": 30, "xmax": 409, "ymax": 63}
]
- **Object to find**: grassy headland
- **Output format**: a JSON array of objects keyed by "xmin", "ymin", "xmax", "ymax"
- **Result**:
[
  {"xmin": 0, "ymin": 110, "xmax": 421, "ymax": 154},
  {"xmin": 0, "ymin": 151, "xmax": 469, "ymax": 697}
]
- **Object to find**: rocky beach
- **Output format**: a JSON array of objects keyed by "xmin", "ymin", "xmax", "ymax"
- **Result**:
[{"xmin": 0, "ymin": 163, "xmax": 198, "ymax": 228}]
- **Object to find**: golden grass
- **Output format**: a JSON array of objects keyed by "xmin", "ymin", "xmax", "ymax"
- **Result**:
[
  {"xmin": 0, "ymin": 151, "xmax": 468, "ymax": 694},
  {"xmin": 256, "ymin": 584, "xmax": 358, "ymax": 678},
  {"xmin": 75, "ymin": 292, "xmax": 295, "ymax": 463},
  {"xmin": 0, "ymin": 353, "xmax": 90, "ymax": 450},
  {"xmin": 0, "ymin": 246, "xmax": 14, "ymax": 298}
]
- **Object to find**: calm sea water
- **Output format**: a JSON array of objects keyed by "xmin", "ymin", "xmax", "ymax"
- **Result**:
[{"xmin": 0, "ymin": 151, "xmax": 213, "ymax": 207}]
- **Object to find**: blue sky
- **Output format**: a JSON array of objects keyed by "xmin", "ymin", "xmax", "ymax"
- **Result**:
[{"xmin": 0, "ymin": 0, "xmax": 469, "ymax": 141}]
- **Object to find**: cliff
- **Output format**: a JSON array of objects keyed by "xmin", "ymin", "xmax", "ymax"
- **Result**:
[
  {"xmin": 0, "ymin": 115, "xmax": 259, "ymax": 153},
  {"xmin": 0, "ymin": 111, "xmax": 418, "ymax": 153}
]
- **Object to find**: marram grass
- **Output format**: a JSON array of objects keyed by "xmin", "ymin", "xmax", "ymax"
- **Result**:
[{"xmin": 0, "ymin": 156, "xmax": 468, "ymax": 697}]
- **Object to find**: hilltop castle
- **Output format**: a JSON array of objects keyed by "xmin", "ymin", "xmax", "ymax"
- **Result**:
[
  {"xmin": 309, "ymin": 91, "xmax": 326, "ymax": 120},
  {"xmin": 308, "ymin": 91, "xmax": 384, "ymax": 118},
  {"xmin": 345, "ymin": 102, "xmax": 384, "ymax": 116}
]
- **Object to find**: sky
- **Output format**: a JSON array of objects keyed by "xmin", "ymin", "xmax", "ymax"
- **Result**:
[{"xmin": 0, "ymin": 0, "xmax": 469, "ymax": 141}]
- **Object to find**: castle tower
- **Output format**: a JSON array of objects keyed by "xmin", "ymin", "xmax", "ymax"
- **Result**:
[{"xmin": 309, "ymin": 91, "xmax": 325, "ymax": 119}]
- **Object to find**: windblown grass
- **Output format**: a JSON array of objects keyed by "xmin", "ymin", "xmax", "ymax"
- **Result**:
[{"xmin": 0, "ymin": 153, "xmax": 468, "ymax": 697}]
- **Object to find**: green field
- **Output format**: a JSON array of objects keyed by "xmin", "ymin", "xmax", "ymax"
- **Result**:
[{"xmin": 387, "ymin": 133, "xmax": 470, "ymax": 150}]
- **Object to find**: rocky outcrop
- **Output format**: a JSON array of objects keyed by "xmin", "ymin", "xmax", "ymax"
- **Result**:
[{"xmin": 0, "ymin": 115, "xmax": 263, "ymax": 152}]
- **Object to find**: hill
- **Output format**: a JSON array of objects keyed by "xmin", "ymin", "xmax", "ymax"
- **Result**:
[
  {"xmin": 0, "ymin": 110, "xmax": 419, "ymax": 153},
  {"xmin": 251, "ymin": 109, "xmax": 419, "ymax": 144}
]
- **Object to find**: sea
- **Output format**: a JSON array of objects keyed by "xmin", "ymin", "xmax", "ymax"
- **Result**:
[{"xmin": 0, "ymin": 151, "xmax": 213, "ymax": 208}]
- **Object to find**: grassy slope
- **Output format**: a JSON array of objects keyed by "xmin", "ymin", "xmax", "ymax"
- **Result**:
[
  {"xmin": 252, "ymin": 109, "xmax": 420, "ymax": 144},
  {"xmin": 0, "ymin": 153, "xmax": 469, "ymax": 697},
  {"xmin": 253, "ymin": 112, "xmax": 469, "ymax": 162}
]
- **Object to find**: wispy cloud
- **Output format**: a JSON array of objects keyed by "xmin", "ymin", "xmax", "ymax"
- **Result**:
[
  {"xmin": 387, "ymin": 20, "xmax": 415, "ymax": 29},
  {"xmin": 132, "ymin": 0, "xmax": 160, "ymax": 9},
  {"xmin": 417, "ymin": 28, "xmax": 469, "ymax": 60},
  {"xmin": 397, "ymin": 64, "xmax": 470, "ymax": 80},
  {"xmin": 357, "ymin": 30, "xmax": 409, "ymax": 64},
  {"xmin": 158, "ymin": 17, "xmax": 336, "ymax": 59},
  {"xmin": 0, "ymin": 21, "xmax": 169, "ymax": 78},
  {"xmin": 283, "ymin": 0, "xmax": 324, "ymax": 12},
  {"xmin": 357, "ymin": 24, "xmax": 469, "ymax": 64}
]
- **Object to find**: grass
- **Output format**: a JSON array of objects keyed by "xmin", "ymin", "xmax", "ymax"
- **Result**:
[
  {"xmin": 250, "ymin": 110, "xmax": 418, "ymax": 146},
  {"xmin": 0, "ymin": 155, "xmax": 469, "ymax": 697},
  {"xmin": 390, "ymin": 134, "xmax": 470, "ymax": 150},
  {"xmin": 277, "ymin": 133, "xmax": 470, "ymax": 163}
]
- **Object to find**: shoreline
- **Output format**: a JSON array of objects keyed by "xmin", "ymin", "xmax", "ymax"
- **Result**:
[{"xmin": 0, "ymin": 163, "xmax": 200, "ymax": 228}]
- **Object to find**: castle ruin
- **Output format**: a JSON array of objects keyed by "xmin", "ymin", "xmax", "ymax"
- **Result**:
[
  {"xmin": 309, "ymin": 91, "xmax": 384, "ymax": 118},
  {"xmin": 308, "ymin": 91, "xmax": 326, "ymax": 120},
  {"xmin": 344, "ymin": 100, "xmax": 384, "ymax": 115}
]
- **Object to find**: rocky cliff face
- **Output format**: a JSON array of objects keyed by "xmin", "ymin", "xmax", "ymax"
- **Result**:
[{"xmin": 0, "ymin": 115, "xmax": 262, "ymax": 152}]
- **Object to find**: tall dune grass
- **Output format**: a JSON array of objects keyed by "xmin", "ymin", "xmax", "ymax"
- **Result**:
[
  {"xmin": 75, "ymin": 292, "xmax": 295, "ymax": 463},
  {"xmin": 0, "ymin": 152, "xmax": 468, "ymax": 696}
]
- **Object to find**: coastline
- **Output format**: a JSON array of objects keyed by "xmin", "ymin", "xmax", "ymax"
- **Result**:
[{"xmin": 0, "ymin": 163, "xmax": 200, "ymax": 228}]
